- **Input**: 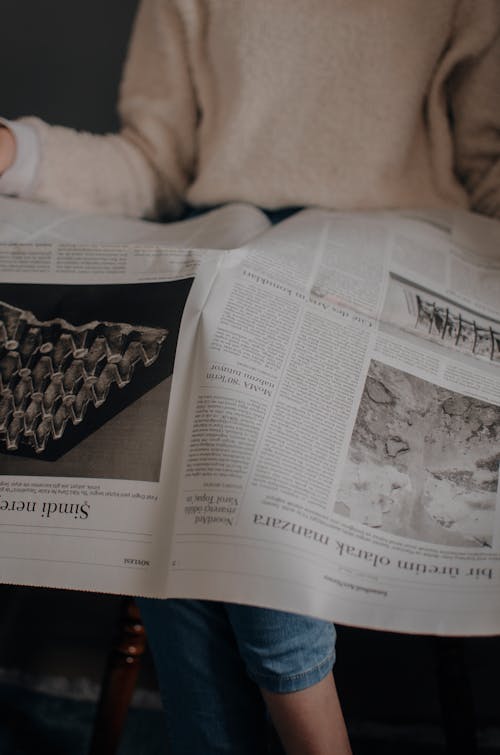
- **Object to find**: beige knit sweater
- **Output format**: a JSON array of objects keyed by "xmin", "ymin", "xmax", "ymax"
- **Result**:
[{"xmin": 20, "ymin": 0, "xmax": 500, "ymax": 219}]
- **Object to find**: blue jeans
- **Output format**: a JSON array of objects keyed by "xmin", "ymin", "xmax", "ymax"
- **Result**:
[{"xmin": 138, "ymin": 598, "xmax": 336, "ymax": 754}]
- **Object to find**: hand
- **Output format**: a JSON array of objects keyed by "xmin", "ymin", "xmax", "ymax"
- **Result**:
[{"xmin": 0, "ymin": 126, "xmax": 16, "ymax": 175}]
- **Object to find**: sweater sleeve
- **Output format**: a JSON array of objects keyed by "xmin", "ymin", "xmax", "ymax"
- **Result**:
[
  {"xmin": 449, "ymin": 1, "xmax": 500, "ymax": 219},
  {"xmin": 19, "ymin": 0, "xmax": 198, "ymax": 219}
]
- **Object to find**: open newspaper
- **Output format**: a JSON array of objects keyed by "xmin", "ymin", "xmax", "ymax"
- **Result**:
[{"xmin": 0, "ymin": 198, "xmax": 499, "ymax": 636}]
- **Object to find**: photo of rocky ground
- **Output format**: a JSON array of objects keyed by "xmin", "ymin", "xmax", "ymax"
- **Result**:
[{"xmin": 335, "ymin": 360, "xmax": 500, "ymax": 547}]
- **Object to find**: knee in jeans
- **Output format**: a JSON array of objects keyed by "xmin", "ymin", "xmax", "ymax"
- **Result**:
[{"xmin": 225, "ymin": 604, "xmax": 336, "ymax": 693}]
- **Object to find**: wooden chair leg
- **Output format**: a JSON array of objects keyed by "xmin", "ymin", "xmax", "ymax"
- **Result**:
[
  {"xmin": 89, "ymin": 598, "xmax": 147, "ymax": 755},
  {"xmin": 433, "ymin": 637, "xmax": 477, "ymax": 755}
]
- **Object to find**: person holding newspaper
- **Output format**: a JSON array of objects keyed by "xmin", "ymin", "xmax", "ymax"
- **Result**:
[{"xmin": 0, "ymin": 1, "xmax": 499, "ymax": 753}]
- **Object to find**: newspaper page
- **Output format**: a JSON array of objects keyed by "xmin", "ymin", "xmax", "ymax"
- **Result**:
[
  {"xmin": 164, "ymin": 208, "xmax": 500, "ymax": 636},
  {"xmin": 0, "ymin": 199, "xmax": 270, "ymax": 596},
  {"xmin": 0, "ymin": 196, "xmax": 270, "ymax": 250}
]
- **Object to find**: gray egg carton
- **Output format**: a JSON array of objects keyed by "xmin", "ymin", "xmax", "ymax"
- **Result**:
[{"xmin": 0, "ymin": 300, "xmax": 168, "ymax": 460}]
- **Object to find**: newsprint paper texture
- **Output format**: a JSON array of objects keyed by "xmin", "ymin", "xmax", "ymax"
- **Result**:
[{"xmin": 0, "ymin": 198, "xmax": 499, "ymax": 636}]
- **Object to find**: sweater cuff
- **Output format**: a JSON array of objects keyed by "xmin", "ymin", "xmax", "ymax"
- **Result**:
[{"xmin": 0, "ymin": 117, "xmax": 40, "ymax": 197}]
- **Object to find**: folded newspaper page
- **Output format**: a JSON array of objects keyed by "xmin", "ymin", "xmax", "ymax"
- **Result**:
[
  {"xmin": 0, "ymin": 202, "xmax": 499, "ymax": 636},
  {"xmin": 164, "ymin": 208, "xmax": 500, "ymax": 636},
  {"xmin": 0, "ymin": 201, "xmax": 270, "ymax": 597},
  {"xmin": 0, "ymin": 196, "xmax": 271, "ymax": 249}
]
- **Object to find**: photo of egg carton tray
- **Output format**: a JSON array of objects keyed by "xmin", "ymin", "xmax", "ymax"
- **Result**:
[{"xmin": 0, "ymin": 279, "xmax": 193, "ymax": 462}]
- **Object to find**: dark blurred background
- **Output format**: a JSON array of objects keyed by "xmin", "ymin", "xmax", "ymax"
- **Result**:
[
  {"xmin": 1, "ymin": 2, "xmax": 500, "ymax": 753},
  {"xmin": 1, "ymin": 0, "xmax": 138, "ymax": 132}
]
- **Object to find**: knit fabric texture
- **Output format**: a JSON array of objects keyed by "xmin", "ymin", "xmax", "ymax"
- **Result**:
[{"xmin": 18, "ymin": 0, "xmax": 500, "ymax": 220}]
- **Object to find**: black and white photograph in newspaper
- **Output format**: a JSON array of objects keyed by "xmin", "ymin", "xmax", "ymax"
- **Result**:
[
  {"xmin": 335, "ymin": 359, "xmax": 500, "ymax": 548},
  {"xmin": 0, "ymin": 279, "xmax": 193, "ymax": 481},
  {"xmin": 382, "ymin": 273, "xmax": 500, "ymax": 364}
]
